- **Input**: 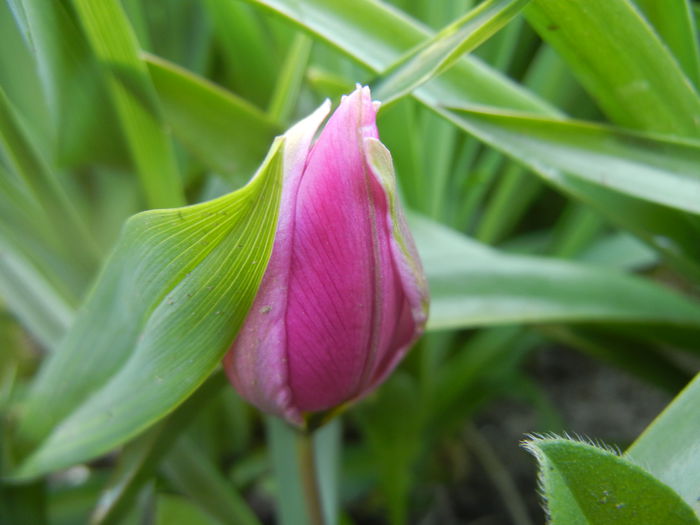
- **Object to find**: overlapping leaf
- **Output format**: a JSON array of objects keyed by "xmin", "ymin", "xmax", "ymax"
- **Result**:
[
  {"xmin": 11, "ymin": 140, "xmax": 284, "ymax": 479},
  {"xmin": 412, "ymin": 215, "xmax": 700, "ymax": 330}
]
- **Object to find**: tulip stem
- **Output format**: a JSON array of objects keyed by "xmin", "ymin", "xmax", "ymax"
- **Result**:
[{"xmin": 297, "ymin": 430, "xmax": 326, "ymax": 525}]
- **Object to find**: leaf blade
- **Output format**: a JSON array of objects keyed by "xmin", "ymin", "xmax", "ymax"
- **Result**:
[{"xmin": 12, "ymin": 140, "xmax": 284, "ymax": 479}]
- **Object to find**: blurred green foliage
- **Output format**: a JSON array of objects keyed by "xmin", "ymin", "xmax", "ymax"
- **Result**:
[{"xmin": 1, "ymin": 0, "xmax": 699, "ymax": 523}]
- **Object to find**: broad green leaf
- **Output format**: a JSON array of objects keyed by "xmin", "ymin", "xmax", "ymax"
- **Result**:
[
  {"xmin": 526, "ymin": 0, "xmax": 700, "ymax": 137},
  {"xmin": 145, "ymin": 54, "xmax": 280, "ymax": 185},
  {"xmin": 627, "ymin": 372, "xmax": 700, "ymax": 515},
  {"xmin": 633, "ymin": 0, "xmax": 700, "ymax": 89},
  {"xmin": 91, "ymin": 373, "xmax": 227, "ymax": 525},
  {"xmin": 374, "ymin": 0, "xmax": 531, "ymax": 104},
  {"xmin": 446, "ymin": 107, "xmax": 700, "ymax": 215},
  {"xmin": 11, "ymin": 0, "xmax": 124, "ymax": 167},
  {"xmin": 411, "ymin": 215, "xmax": 700, "ymax": 330},
  {"xmin": 71, "ymin": 0, "xmax": 185, "ymax": 208},
  {"xmin": 525, "ymin": 437, "xmax": 700, "ymax": 524},
  {"xmin": 11, "ymin": 139, "xmax": 284, "ymax": 480}
]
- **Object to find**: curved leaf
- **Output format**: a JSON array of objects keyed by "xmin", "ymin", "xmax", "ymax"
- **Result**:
[
  {"xmin": 412, "ymin": 215, "xmax": 700, "ymax": 330},
  {"xmin": 11, "ymin": 139, "xmax": 284, "ymax": 480},
  {"xmin": 525, "ymin": 437, "xmax": 699, "ymax": 524},
  {"xmin": 446, "ymin": 107, "xmax": 700, "ymax": 215}
]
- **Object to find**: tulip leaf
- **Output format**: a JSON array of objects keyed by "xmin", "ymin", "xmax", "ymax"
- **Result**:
[
  {"xmin": 71, "ymin": 0, "xmax": 185, "ymax": 208},
  {"xmin": 627, "ymin": 372, "xmax": 700, "ymax": 515},
  {"xmin": 145, "ymin": 54, "xmax": 280, "ymax": 184},
  {"xmin": 436, "ymin": 106, "xmax": 700, "ymax": 279},
  {"xmin": 241, "ymin": 0, "xmax": 555, "ymax": 114},
  {"xmin": 633, "ymin": 0, "xmax": 700, "ymax": 89},
  {"xmin": 162, "ymin": 437, "xmax": 261, "ymax": 525},
  {"xmin": 11, "ymin": 139, "xmax": 284, "ymax": 480},
  {"xmin": 374, "ymin": 0, "xmax": 531, "ymax": 104},
  {"xmin": 445, "ymin": 107, "xmax": 700, "ymax": 215},
  {"xmin": 411, "ymin": 215, "xmax": 700, "ymax": 330},
  {"xmin": 8, "ymin": 0, "xmax": 125, "ymax": 167},
  {"xmin": 241, "ymin": 0, "xmax": 700, "ymax": 281},
  {"xmin": 524, "ymin": 437, "xmax": 700, "ymax": 524},
  {"xmin": 90, "ymin": 373, "xmax": 227, "ymax": 525},
  {"xmin": 526, "ymin": 0, "xmax": 700, "ymax": 137}
]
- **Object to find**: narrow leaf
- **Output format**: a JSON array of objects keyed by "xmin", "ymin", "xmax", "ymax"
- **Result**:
[
  {"xmin": 526, "ymin": 0, "xmax": 700, "ymax": 137},
  {"xmin": 71, "ymin": 0, "xmax": 185, "ymax": 208},
  {"xmin": 374, "ymin": 0, "xmax": 531, "ymax": 104},
  {"xmin": 634, "ymin": 0, "xmax": 700, "ymax": 88},
  {"xmin": 411, "ymin": 215, "xmax": 700, "ymax": 330},
  {"xmin": 446, "ymin": 107, "xmax": 700, "ymax": 215},
  {"xmin": 145, "ymin": 54, "xmax": 280, "ymax": 184}
]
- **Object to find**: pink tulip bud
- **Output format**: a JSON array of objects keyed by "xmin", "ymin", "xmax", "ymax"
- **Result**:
[{"xmin": 223, "ymin": 86, "xmax": 429, "ymax": 427}]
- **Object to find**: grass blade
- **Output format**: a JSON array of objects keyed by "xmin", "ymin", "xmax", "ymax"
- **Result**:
[
  {"xmin": 71, "ymin": 0, "xmax": 185, "ymax": 208},
  {"xmin": 374, "ymin": 0, "xmax": 531, "ymax": 104}
]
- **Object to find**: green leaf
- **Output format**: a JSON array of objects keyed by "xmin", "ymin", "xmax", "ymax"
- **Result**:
[
  {"xmin": 435, "ymin": 106, "xmax": 700, "ymax": 279},
  {"xmin": 11, "ymin": 138, "xmax": 284, "ymax": 479},
  {"xmin": 162, "ymin": 436, "xmax": 261, "ymax": 525},
  {"xmin": 10, "ymin": 0, "xmax": 125, "ymax": 167},
  {"xmin": 0, "ymin": 241, "xmax": 73, "ymax": 349},
  {"xmin": 411, "ymin": 215, "xmax": 700, "ymax": 330},
  {"xmin": 145, "ymin": 54, "xmax": 280, "ymax": 185},
  {"xmin": 71, "ymin": 0, "xmax": 185, "ymax": 208},
  {"xmin": 446, "ymin": 107, "xmax": 700, "ymax": 215},
  {"xmin": 355, "ymin": 373, "xmax": 423, "ymax": 525},
  {"xmin": 633, "ymin": 0, "xmax": 700, "ymax": 89},
  {"xmin": 155, "ymin": 494, "xmax": 221, "ymax": 525},
  {"xmin": 374, "ymin": 0, "xmax": 531, "ymax": 104},
  {"xmin": 524, "ymin": 437, "xmax": 700, "ymax": 524},
  {"xmin": 91, "ymin": 373, "xmax": 227, "ymax": 525},
  {"xmin": 242, "ymin": 0, "xmax": 700, "ymax": 280},
  {"xmin": 241, "ymin": 0, "xmax": 555, "ymax": 114},
  {"xmin": 526, "ymin": 0, "xmax": 700, "ymax": 137},
  {"xmin": 627, "ymin": 372, "xmax": 700, "ymax": 515},
  {"xmin": 0, "ymin": 87, "xmax": 100, "ymax": 272},
  {"xmin": 202, "ymin": 0, "xmax": 277, "ymax": 108}
]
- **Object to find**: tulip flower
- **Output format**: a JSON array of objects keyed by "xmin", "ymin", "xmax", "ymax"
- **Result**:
[{"xmin": 224, "ymin": 86, "xmax": 429, "ymax": 427}]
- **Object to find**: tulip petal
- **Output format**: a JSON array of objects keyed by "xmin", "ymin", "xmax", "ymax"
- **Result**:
[
  {"xmin": 363, "ymin": 136, "xmax": 430, "ymax": 387},
  {"xmin": 225, "ymin": 86, "xmax": 429, "ymax": 426},
  {"xmin": 224, "ymin": 101, "xmax": 331, "ymax": 425}
]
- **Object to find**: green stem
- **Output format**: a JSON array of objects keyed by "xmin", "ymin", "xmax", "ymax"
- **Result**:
[{"xmin": 297, "ymin": 430, "xmax": 326, "ymax": 525}]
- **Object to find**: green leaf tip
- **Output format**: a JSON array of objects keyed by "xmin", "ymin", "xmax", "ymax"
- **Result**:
[{"xmin": 523, "ymin": 434, "xmax": 700, "ymax": 524}]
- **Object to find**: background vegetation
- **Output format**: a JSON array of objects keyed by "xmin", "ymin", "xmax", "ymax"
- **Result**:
[{"xmin": 1, "ymin": 0, "xmax": 700, "ymax": 523}]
